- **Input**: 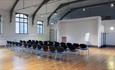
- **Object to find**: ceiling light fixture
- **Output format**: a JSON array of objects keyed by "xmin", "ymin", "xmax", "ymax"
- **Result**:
[
  {"xmin": 110, "ymin": 3, "xmax": 114, "ymax": 7},
  {"xmin": 54, "ymin": 12, "xmax": 57, "ymax": 15},
  {"xmin": 83, "ymin": 8, "xmax": 86, "ymax": 11}
]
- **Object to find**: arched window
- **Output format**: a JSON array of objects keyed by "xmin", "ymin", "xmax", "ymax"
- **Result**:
[
  {"xmin": 37, "ymin": 21, "xmax": 44, "ymax": 34},
  {"xmin": 15, "ymin": 13, "xmax": 28, "ymax": 34}
]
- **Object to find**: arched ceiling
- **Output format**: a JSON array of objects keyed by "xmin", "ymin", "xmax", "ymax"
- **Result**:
[
  {"xmin": 0, "ymin": 0, "xmax": 15, "ymax": 11},
  {"xmin": 0, "ymin": 0, "xmax": 115, "ymax": 24}
]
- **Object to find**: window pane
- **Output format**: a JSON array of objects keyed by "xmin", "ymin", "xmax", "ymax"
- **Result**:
[
  {"xmin": 16, "ymin": 14, "xmax": 19, "ymax": 17},
  {"xmin": 37, "ymin": 26, "xmax": 39, "ymax": 33},
  {"xmin": 20, "ymin": 18, "xmax": 23, "ymax": 22},
  {"xmin": 16, "ymin": 18, "xmax": 19, "ymax": 22},
  {"xmin": 20, "ymin": 23, "xmax": 24, "ymax": 33},
  {"xmin": 37, "ymin": 21, "xmax": 42, "ymax": 24},
  {"xmin": 23, "ymin": 15, "xmax": 27, "ymax": 18},
  {"xmin": 20, "ymin": 14, "xmax": 23, "ymax": 17},
  {"xmin": 40, "ymin": 26, "xmax": 43, "ymax": 34},
  {"xmin": 24, "ymin": 19, "xmax": 27, "ymax": 22},
  {"xmin": 24, "ymin": 23, "xmax": 27, "ymax": 33},
  {"xmin": 16, "ymin": 22, "xmax": 19, "ymax": 33}
]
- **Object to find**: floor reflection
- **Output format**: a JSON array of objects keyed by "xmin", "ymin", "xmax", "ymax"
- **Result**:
[
  {"xmin": 107, "ymin": 56, "xmax": 115, "ymax": 70},
  {"xmin": 0, "ymin": 48, "xmax": 115, "ymax": 70}
]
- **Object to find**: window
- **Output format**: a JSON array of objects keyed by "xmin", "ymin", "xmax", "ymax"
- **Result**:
[
  {"xmin": 0, "ymin": 16, "xmax": 2, "ymax": 34},
  {"xmin": 15, "ymin": 13, "xmax": 28, "ymax": 34},
  {"xmin": 37, "ymin": 21, "xmax": 44, "ymax": 34}
]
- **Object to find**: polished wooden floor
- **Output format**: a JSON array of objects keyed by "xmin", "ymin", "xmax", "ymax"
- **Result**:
[{"xmin": 0, "ymin": 47, "xmax": 115, "ymax": 70}]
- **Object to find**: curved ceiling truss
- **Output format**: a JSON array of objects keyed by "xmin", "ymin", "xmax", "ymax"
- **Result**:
[
  {"xmin": 32, "ymin": 0, "xmax": 50, "ymax": 25},
  {"xmin": 59, "ymin": 1, "xmax": 115, "ymax": 20},
  {"xmin": 47, "ymin": 0, "xmax": 86, "ymax": 25},
  {"xmin": 10, "ymin": 0, "xmax": 19, "ymax": 23}
]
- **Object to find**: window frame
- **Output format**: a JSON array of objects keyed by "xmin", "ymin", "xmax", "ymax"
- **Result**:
[
  {"xmin": 15, "ymin": 13, "xmax": 28, "ymax": 34},
  {"xmin": 37, "ymin": 20, "xmax": 44, "ymax": 35}
]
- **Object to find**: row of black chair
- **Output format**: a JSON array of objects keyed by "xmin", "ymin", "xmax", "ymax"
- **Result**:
[
  {"xmin": 6, "ymin": 40, "xmax": 89, "ymax": 59},
  {"xmin": 8, "ymin": 40, "xmax": 87, "ymax": 50}
]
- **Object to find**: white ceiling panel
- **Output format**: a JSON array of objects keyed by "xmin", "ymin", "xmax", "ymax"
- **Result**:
[
  {"xmin": 0, "ymin": 0, "xmax": 114, "ymax": 19},
  {"xmin": 15, "ymin": 0, "xmax": 43, "ymax": 14},
  {"xmin": 0, "ymin": 0, "xmax": 15, "ymax": 11}
]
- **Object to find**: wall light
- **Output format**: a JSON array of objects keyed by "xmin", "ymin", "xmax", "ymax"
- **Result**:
[
  {"xmin": 50, "ymin": 23, "xmax": 54, "ymax": 25},
  {"xmin": 110, "ymin": 26, "xmax": 114, "ymax": 31}
]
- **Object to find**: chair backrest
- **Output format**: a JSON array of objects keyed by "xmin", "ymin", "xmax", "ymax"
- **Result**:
[
  {"xmin": 56, "ymin": 46, "xmax": 64, "ymax": 53},
  {"xmin": 43, "ymin": 45, "xmax": 49, "ymax": 52},
  {"xmin": 27, "ymin": 40, "xmax": 32, "ymax": 48},
  {"xmin": 44, "ymin": 41, "xmax": 49, "ymax": 46},
  {"xmin": 73, "ymin": 43, "xmax": 79, "ymax": 49},
  {"xmin": 54, "ymin": 42, "xmax": 60, "ymax": 47},
  {"xmin": 67, "ymin": 43, "xmax": 76, "ymax": 51},
  {"xmin": 37, "ymin": 44, "xmax": 42, "ymax": 50},
  {"xmin": 60, "ymin": 42, "xmax": 67, "ymax": 50},
  {"xmin": 49, "ymin": 41, "xmax": 54, "ymax": 46},
  {"xmin": 49, "ymin": 46, "xmax": 55, "ymax": 53},
  {"xmin": 35, "ymin": 40, "xmax": 39, "ymax": 44},
  {"xmin": 80, "ymin": 44, "xmax": 87, "ymax": 49},
  {"xmin": 23, "ymin": 41, "xmax": 27, "ymax": 48},
  {"xmin": 38, "ymin": 41, "xmax": 43, "ymax": 46}
]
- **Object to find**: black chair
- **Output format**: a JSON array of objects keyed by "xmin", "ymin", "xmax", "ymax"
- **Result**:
[
  {"xmin": 66, "ymin": 43, "xmax": 80, "ymax": 59},
  {"xmin": 48, "ymin": 46, "xmax": 56, "ymax": 58},
  {"xmin": 38, "ymin": 41, "xmax": 43, "ymax": 47},
  {"xmin": 73, "ymin": 43, "xmax": 79, "ymax": 49},
  {"xmin": 32, "ymin": 40, "xmax": 36, "ymax": 49},
  {"xmin": 49, "ymin": 41, "xmax": 54, "ymax": 47},
  {"xmin": 33, "ymin": 40, "xmax": 40, "ymax": 54},
  {"xmin": 20, "ymin": 40, "xmax": 23, "ymax": 46},
  {"xmin": 55, "ymin": 45, "xmax": 67, "ymax": 60},
  {"xmin": 43, "ymin": 45, "xmax": 48, "ymax": 52},
  {"xmin": 19, "ymin": 40, "xmax": 27, "ymax": 53},
  {"xmin": 60, "ymin": 42, "xmax": 67, "ymax": 51},
  {"xmin": 7, "ymin": 41, "xmax": 13, "ymax": 50},
  {"xmin": 44, "ymin": 41, "xmax": 49, "ymax": 46},
  {"xmin": 80, "ymin": 44, "xmax": 89, "ymax": 55},
  {"xmin": 80, "ymin": 44, "xmax": 88, "ymax": 50},
  {"xmin": 54, "ymin": 42, "xmax": 60, "ymax": 48},
  {"xmin": 6, "ymin": 41, "xmax": 10, "ymax": 47},
  {"xmin": 67, "ymin": 43, "xmax": 76, "ymax": 52},
  {"xmin": 56, "ymin": 46, "xmax": 64, "ymax": 53},
  {"xmin": 42, "ymin": 41, "xmax": 49, "ymax": 57},
  {"xmin": 23, "ymin": 41, "xmax": 27, "ymax": 48},
  {"xmin": 35, "ymin": 40, "xmax": 41, "ymax": 50},
  {"xmin": 27, "ymin": 40, "xmax": 31, "ymax": 48}
]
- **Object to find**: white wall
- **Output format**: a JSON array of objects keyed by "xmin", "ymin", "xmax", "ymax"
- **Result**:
[
  {"xmin": 0, "ymin": 10, "xmax": 10, "ymax": 45},
  {"xmin": 0, "ymin": 10, "xmax": 50, "ymax": 45},
  {"xmin": 56, "ymin": 16, "xmax": 102, "ymax": 47},
  {"xmin": 102, "ymin": 20, "xmax": 115, "ymax": 45}
]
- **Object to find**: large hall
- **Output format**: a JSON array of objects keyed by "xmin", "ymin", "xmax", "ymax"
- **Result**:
[{"xmin": 0, "ymin": 0, "xmax": 115, "ymax": 70}]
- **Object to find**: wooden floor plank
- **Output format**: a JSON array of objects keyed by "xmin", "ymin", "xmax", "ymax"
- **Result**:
[{"xmin": 0, "ymin": 47, "xmax": 115, "ymax": 70}]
